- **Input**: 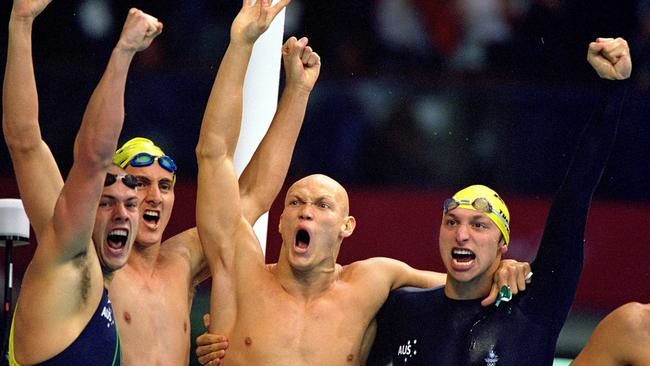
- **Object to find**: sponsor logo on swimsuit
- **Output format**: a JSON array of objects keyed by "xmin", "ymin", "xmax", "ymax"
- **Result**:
[
  {"xmin": 396, "ymin": 339, "xmax": 418, "ymax": 363},
  {"xmin": 484, "ymin": 346, "xmax": 499, "ymax": 366},
  {"xmin": 101, "ymin": 299, "xmax": 115, "ymax": 328}
]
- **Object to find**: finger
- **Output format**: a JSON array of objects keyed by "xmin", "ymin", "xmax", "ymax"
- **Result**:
[
  {"xmin": 196, "ymin": 345, "xmax": 210, "ymax": 357},
  {"xmin": 306, "ymin": 52, "xmax": 320, "ymax": 67},
  {"xmin": 605, "ymin": 42, "xmax": 629, "ymax": 61},
  {"xmin": 282, "ymin": 36, "xmax": 297, "ymax": 55},
  {"xmin": 271, "ymin": 0, "xmax": 292, "ymax": 14},
  {"xmin": 214, "ymin": 337, "xmax": 229, "ymax": 351},
  {"xmin": 198, "ymin": 353, "xmax": 211, "ymax": 365},
  {"xmin": 525, "ymin": 271, "xmax": 533, "ymax": 284},
  {"xmin": 588, "ymin": 42, "xmax": 605, "ymax": 57},
  {"xmin": 199, "ymin": 351, "xmax": 225, "ymax": 365},
  {"xmin": 197, "ymin": 334, "xmax": 228, "ymax": 347},
  {"xmin": 301, "ymin": 46, "xmax": 313, "ymax": 64},
  {"xmin": 481, "ymin": 283, "xmax": 499, "ymax": 306},
  {"xmin": 289, "ymin": 37, "xmax": 308, "ymax": 59},
  {"xmin": 257, "ymin": 0, "xmax": 272, "ymax": 26},
  {"xmin": 600, "ymin": 48, "xmax": 620, "ymax": 64},
  {"xmin": 516, "ymin": 267, "xmax": 527, "ymax": 292},
  {"xmin": 207, "ymin": 358, "xmax": 223, "ymax": 366},
  {"xmin": 196, "ymin": 344, "xmax": 226, "ymax": 357},
  {"xmin": 507, "ymin": 277, "xmax": 519, "ymax": 295},
  {"xmin": 203, "ymin": 313, "xmax": 211, "ymax": 328}
]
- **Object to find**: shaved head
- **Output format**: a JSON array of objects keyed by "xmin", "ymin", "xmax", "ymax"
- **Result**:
[{"xmin": 287, "ymin": 174, "xmax": 350, "ymax": 216}]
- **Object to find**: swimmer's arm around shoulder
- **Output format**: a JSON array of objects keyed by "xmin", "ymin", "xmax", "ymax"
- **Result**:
[{"xmin": 365, "ymin": 257, "xmax": 446, "ymax": 291}]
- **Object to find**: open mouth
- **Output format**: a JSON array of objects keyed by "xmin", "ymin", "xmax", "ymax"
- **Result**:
[
  {"xmin": 451, "ymin": 248, "xmax": 476, "ymax": 264},
  {"xmin": 295, "ymin": 229, "xmax": 310, "ymax": 250},
  {"xmin": 143, "ymin": 210, "xmax": 160, "ymax": 224},
  {"xmin": 107, "ymin": 229, "xmax": 128, "ymax": 250}
]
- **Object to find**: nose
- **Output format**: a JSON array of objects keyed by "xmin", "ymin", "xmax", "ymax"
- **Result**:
[
  {"xmin": 299, "ymin": 204, "xmax": 313, "ymax": 221},
  {"xmin": 145, "ymin": 184, "xmax": 162, "ymax": 205},
  {"xmin": 113, "ymin": 203, "xmax": 130, "ymax": 223},
  {"xmin": 455, "ymin": 223, "xmax": 470, "ymax": 244}
]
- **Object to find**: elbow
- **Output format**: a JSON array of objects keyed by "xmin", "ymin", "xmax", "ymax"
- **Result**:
[
  {"xmin": 3, "ymin": 118, "xmax": 41, "ymax": 154},
  {"xmin": 196, "ymin": 133, "xmax": 229, "ymax": 163},
  {"xmin": 73, "ymin": 135, "xmax": 114, "ymax": 169}
]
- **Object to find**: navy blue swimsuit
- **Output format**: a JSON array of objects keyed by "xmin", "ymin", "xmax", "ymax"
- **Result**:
[
  {"xmin": 367, "ymin": 80, "xmax": 629, "ymax": 366},
  {"xmin": 10, "ymin": 287, "xmax": 122, "ymax": 366}
]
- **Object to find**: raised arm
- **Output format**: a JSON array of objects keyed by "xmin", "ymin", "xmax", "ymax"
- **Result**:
[
  {"xmin": 239, "ymin": 36, "xmax": 321, "ymax": 224},
  {"xmin": 523, "ymin": 37, "xmax": 631, "ymax": 326},
  {"xmin": 50, "ymin": 9, "xmax": 162, "ymax": 260},
  {"xmin": 3, "ymin": 0, "xmax": 62, "ymax": 235},
  {"xmin": 196, "ymin": 0, "xmax": 289, "ymax": 268}
]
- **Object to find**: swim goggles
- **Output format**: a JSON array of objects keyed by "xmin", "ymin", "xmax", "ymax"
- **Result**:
[
  {"xmin": 443, "ymin": 197, "xmax": 510, "ymax": 231},
  {"xmin": 128, "ymin": 152, "xmax": 177, "ymax": 173},
  {"xmin": 104, "ymin": 173, "xmax": 138, "ymax": 189}
]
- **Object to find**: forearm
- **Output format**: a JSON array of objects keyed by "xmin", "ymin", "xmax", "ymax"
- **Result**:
[
  {"xmin": 3, "ymin": 17, "xmax": 40, "ymax": 152},
  {"xmin": 240, "ymin": 85, "xmax": 311, "ymax": 222},
  {"xmin": 74, "ymin": 46, "xmax": 136, "ymax": 167},
  {"xmin": 3, "ymin": 15, "xmax": 64, "ymax": 235},
  {"xmin": 402, "ymin": 270, "xmax": 446, "ymax": 289},
  {"xmin": 198, "ymin": 41, "xmax": 254, "ymax": 158}
]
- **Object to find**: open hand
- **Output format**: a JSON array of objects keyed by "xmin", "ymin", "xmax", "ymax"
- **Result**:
[{"xmin": 230, "ymin": 0, "xmax": 291, "ymax": 45}]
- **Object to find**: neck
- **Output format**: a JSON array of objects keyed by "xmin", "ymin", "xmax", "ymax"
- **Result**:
[
  {"xmin": 127, "ymin": 240, "xmax": 162, "ymax": 273},
  {"xmin": 444, "ymin": 272, "xmax": 494, "ymax": 300},
  {"xmin": 272, "ymin": 260, "xmax": 339, "ymax": 301},
  {"xmin": 102, "ymin": 270, "xmax": 115, "ymax": 288}
]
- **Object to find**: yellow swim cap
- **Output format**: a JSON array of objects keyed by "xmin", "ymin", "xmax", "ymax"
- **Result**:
[
  {"xmin": 448, "ymin": 185, "xmax": 511, "ymax": 244},
  {"xmin": 113, "ymin": 137, "xmax": 166, "ymax": 168},
  {"xmin": 113, "ymin": 137, "xmax": 176, "ymax": 184}
]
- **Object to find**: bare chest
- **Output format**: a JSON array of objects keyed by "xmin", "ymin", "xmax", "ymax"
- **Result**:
[
  {"xmin": 109, "ymin": 261, "xmax": 193, "ymax": 364},
  {"xmin": 225, "ymin": 291, "xmax": 372, "ymax": 366}
]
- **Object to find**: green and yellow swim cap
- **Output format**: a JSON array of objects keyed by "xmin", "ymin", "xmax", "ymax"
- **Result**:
[{"xmin": 447, "ymin": 185, "xmax": 511, "ymax": 244}]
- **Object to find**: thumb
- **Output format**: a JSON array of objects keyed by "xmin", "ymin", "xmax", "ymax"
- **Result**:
[
  {"xmin": 481, "ymin": 283, "xmax": 499, "ymax": 307},
  {"xmin": 203, "ymin": 313, "xmax": 211, "ymax": 328}
]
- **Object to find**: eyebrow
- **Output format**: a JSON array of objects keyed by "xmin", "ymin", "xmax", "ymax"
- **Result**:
[
  {"xmin": 446, "ymin": 212, "xmax": 490, "ymax": 221},
  {"xmin": 287, "ymin": 194, "xmax": 335, "ymax": 202}
]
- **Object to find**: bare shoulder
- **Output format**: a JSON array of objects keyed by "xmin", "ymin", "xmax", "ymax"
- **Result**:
[
  {"xmin": 160, "ymin": 228, "xmax": 200, "ymax": 261},
  {"xmin": 340, "ymin": 257, "xmax": 405, "ymax": 283},
  {"xmin": 575, "ymin": 302, "xmax": 650, "ymax": 366},
  {"xmin": 344, "ymin": 257, "xmax": 403, "ymax": 270},
  {"xmin": 163, "ymin": 227, "xmax": 199, "ymax": 251},
  {"xmin": 605, "ymin": 302, "xmax": 650, "ymax": 334}
]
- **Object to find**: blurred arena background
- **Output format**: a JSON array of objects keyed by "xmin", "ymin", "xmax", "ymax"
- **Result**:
[{"xmin": 1, "ymin": 0, "xmax": 649, "ymax": 363}]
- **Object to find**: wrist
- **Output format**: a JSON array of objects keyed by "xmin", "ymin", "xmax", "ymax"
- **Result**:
[
  {"xmin": 113, "ymin": 40, "xmax": 139, "ymax": 55},
  {"xmin": 9, "ymin": 14, "xmax": 35, "ymax": 30},
  {"xmin": 228, "ymin": 37, "xmax": 256, "ymax": 51},
  {"xmin": 284, "ymin": 82, "xmax": 313, "ymax": 96}
]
